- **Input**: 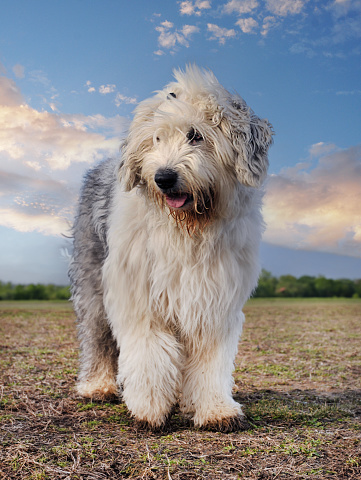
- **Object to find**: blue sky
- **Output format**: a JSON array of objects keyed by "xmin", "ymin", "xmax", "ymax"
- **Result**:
[{"xmin": 0, "ymin": 0, "xmax": 360, "ymax": 284}]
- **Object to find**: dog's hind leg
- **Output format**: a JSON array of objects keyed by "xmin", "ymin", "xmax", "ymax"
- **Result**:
[
  {"xmin": 69, "ymin": 230, "xmax": 119, "ymax": 400},
  {"xmin": 75, "ymin": 295, "xmax": 119, "ymax": 400},
  {"xmin": 69, "ymin": 158, "xmax": 119, "ymax": 400}
]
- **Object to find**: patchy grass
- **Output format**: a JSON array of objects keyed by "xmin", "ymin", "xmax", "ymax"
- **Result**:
[{"xmin": 0, "ymin": 299, "xmax": 360, "ymax": 479}]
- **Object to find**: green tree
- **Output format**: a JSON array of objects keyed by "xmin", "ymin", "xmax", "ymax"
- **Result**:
[{"xmin": 253, "ymin": 269, "xmax": 277, "ymax": 297}]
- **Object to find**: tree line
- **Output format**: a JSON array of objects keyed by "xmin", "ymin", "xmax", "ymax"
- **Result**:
[
  {"xmin": 253, "ymin": 270, "xmax": 361, "ymax": 298},
  {"xmin": 1, "ymin": 271, "xmax": 361, "ymax": 300},
  {"xmin": 0, "ymin": 282, "xmax": 70, "ymax": 301}
]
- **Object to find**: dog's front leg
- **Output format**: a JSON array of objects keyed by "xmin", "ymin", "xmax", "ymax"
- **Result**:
[
  {"xmin": 180, "ymin": 315, "xmax": 247, "ymax": 431},
  {"xmin": 116, "ymin": 322, "xmax": 182, "ymax": 428}
]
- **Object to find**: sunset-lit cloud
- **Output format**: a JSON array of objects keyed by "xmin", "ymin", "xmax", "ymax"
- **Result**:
[
  {"xmin": 0, "ymin": 75, "xmax": 128, "ymax": 237},
  {"xmin": 0, "ymin": 103, "xmax": 122, "ymax": 170},
  {"xmin": 263, "ymin": 143, "xmax": 361, "ymax": 257}
]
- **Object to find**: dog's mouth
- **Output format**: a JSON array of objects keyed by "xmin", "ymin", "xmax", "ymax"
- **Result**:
[{"xmin": 165, "ymin": 193, "xmax": 192, "ymax": 209}]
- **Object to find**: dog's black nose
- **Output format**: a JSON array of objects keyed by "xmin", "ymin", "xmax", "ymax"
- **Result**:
[{"xmin": 154, "ymin": 169, "xmax": 178, "ymax": 190}]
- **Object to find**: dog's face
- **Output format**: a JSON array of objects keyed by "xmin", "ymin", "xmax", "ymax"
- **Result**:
[{"xmin": 120, "ymin": 66, "xmax": 273, "ymax": 233}]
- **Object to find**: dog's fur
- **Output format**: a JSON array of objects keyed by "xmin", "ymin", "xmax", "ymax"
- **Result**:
[{"xmin": 69, "ymin": 66, "xmax": 273, "ymax": 430}]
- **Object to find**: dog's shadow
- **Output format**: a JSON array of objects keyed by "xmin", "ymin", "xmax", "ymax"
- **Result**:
[
  {"xmin": 75, "ymin": 387, "xmax": 359, "ymax": 436},
  {"xmin": 234, "ymin": 388, "xmax": 360, "ymax": 430}
]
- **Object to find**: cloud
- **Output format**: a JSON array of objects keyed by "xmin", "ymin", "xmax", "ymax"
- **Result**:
[
  {"xmin": 265, "ymin": 0, "xmax": 307, "ymax": 16},
  {"xmin": 207, "ymin": 23, "xmax": 236, "ymax": 44},
  {"xmin": 99, "ymin": 84, "xmax": 116, "ymax": 95},
  {"xmin": 29, "ymin": 69, "xmax": 51, "ymax": 87},
  {"xmin": 86, "ymin": 80, "xmax": 96, "ymax": 93},
  {"xmin": 308, "ymin": 142, "xmax": 337, "ymax": 157},
  {"xmin": 236, "ymin": 17, "xmax": 259, "ymax": 33},
  {"xmin": 289, "ymin": 0, "xmax": 361, "ymax": 54},
  {"xmin": 13, "ymin": 64, "xmax": 25, "ymax": 79},
  {"xmin": 0, "ymin": 104, "xmax": 122, "ymax": 170},
  {"xmin": 261, "ymin": 16, "xmax": 278, "ymax": 35},
  {"xmin": 179, "ymin": 0, "xmax": 211, "ymax": 16},
  {"xmin": 0, "ymin": 171, "xmax": 75, "ymax": 236},
  {"xmin": 0, "ymin": 76, "xmax": 24, "ymax": 106},
  {"xmin": 330, "ymin": 0, "xmax": 361, "ymax": 18},
  {"xmin": 0, "ymin": 74, "xmax": 129, "ymax": 237},
  {"xmin": 115, "ymin": 93, "xmax": 137, "ymax": 106},
  {"xmin": 156, "ymin": 20, "xmax": 200, "ymax": 50},
  {"xmin": 263, "ymin": 143, "xmax": 361, "ymax": 257},
  {"xmin": 336, "ymin": 89, "xmax": 361, "ymax": 95},
  {"xmin": 223, "ymin": 0, "xmax": 258, "ymax": 15}
]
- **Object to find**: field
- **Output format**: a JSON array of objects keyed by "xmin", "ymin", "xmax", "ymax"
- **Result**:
[{"xmin": 0, "ymin": 299, "xmax": 360, "ymax": 479}]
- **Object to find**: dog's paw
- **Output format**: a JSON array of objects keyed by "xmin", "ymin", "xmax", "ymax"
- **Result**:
[
  {"xmin": 202, "ymin": 414, "xmax": 250, "ymax": 432},
  {"xmin": 76, "ymin": 379, "xmax": 119, "ymax": 401},
  {"xmin": 132, "ymin": 415, "xmax": 173, "ymax": 433},
  {"xmin": 191, "ymin": 400, "xmax": 249, "ymax": 432}
]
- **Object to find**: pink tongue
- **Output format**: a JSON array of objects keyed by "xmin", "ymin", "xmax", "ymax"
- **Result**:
[{"xmin": 166, "ymin": 194, "xmax": 188, "ymax": 209}]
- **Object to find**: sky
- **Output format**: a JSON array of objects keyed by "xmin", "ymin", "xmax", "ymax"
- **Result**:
[{"xmin": 0, "ymin": 0, "xmax": 360, "ymax": 285}]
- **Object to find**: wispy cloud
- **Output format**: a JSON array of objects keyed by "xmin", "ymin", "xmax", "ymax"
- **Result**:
[
  {"xmin": 85, "ymin": 81, "xmax": 137, "ymax": 107},
  {"xmin": 223, "ymin": 0, "xmax": 258, "ymax": 15},
  {"xmin": 265, "ymin": 0, "xmax": 307, "ymax": 17},
  {"xmin": 207, "ymin": 23, "xmax": 236, "ymax": 44},
  {"xmin": 236, "ymin": 17, "xmax": 258, "ymax": 33},
  {"xmin": 261, "ymin": 16, "xmax": 278, "ymax": 35},
  {"xmin": 115, "ymin": 93, "xmax": 137, "ymax": 106},
  {"xmin": 0, "ymin": 76, "xmax": 24, "ymax": 106},
  {"xmin": 155, "ymin": 20, "xmax": 200, "ymax": 52},
  {"xmin": 179, "ymin": 0, "xmax": 211, "ymax": 16},
  {"xmin": 13, "ymin": 64, "xmax": 25, "ymax": 79},
  {"xmin": 0, "ymin": 171, "xmax": 75, "ymax": 236},
  {"xmin": 263, "ymin": 143, "xmax": 361, "ymax": 257}
]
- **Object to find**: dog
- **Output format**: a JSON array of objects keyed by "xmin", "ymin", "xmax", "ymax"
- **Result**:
[{"xmin": 69, "ymin": 65, "xmax": 273, "ymax": 431}]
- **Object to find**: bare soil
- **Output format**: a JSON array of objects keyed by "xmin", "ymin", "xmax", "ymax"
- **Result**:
[{"xmin": 0, "ymin": 299, "xmax": 360, "ymax": 479}]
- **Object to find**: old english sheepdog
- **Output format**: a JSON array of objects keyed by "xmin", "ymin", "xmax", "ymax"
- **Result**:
[{"xmin": 69, "ymin": 65, "xmax": 273, "ymax": 431}]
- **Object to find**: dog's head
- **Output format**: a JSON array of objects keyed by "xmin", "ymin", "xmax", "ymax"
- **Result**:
[{"xmin": 120, "ymin": 65, "xmax": 273, "ymax": 233}]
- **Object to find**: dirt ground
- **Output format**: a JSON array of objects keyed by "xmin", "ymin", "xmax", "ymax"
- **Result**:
[{"xmin": 0, "ymin": 299, "xmax": 360, "ymax": 479}]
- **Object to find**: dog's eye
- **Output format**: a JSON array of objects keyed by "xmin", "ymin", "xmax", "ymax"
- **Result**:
[{"xmin": 187, "ymin": 128, "xmax": 203, "ymax": 145}]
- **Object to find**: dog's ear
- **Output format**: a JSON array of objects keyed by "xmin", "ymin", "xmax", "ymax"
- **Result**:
[
  {"xmin": 119, "ymin": 95, "xmax": 165, "ymax": 191},
  {"xmin": 221, "ymin": 97, "xmax": 273, "ymax": 188},
  {"xmin": 119, "ymin": 139, "xmax": 142, "ymax": 191}
]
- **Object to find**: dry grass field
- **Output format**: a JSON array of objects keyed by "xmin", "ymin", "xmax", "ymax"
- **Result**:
[{"xmin": 0, "ymin": 299, "xmax": 360, "ymax": 479}]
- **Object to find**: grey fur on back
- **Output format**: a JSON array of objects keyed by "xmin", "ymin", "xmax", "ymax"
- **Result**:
[{"xmin": 68, "ymin": 157, "xmax": 119, "ymax": 391}]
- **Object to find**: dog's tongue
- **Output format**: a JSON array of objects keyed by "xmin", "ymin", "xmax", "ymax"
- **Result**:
[{"xmin": 166, "ymin": 194, "xmax": 188, "ymax": 209}]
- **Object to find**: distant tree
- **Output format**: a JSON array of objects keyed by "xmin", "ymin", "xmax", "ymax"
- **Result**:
[
  {"xmin": 297, "ymin": 276, "xmax": 317, "ymax": 297},
  {"xmin": 0, "ymin": 282, "xmax": 71, "ymax": 301},
  {"xmin": 253, "ymin": 269, "xmax": 277, "ymax": 297},
  {"xmin": 314, "ymin": 276, "xmax": 335, "ymax": 297},
  {"xmin": 354, "ymin": 279, "xmax": 361, "ymax": 298},
  {"xmin": 276, "ymin": 275, "xmax": 301, "ymax": 297},
  {"xmin": 333, "ymin": 279, "xmax": 355, "ymax": 298}
]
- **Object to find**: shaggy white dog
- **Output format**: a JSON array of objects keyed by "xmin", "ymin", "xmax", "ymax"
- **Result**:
[{"xmin": 69, "ymin": 65, "xmax": 273, "ymax": 431}]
